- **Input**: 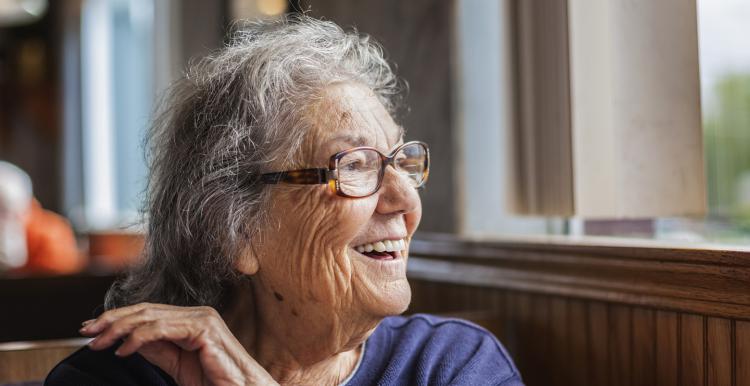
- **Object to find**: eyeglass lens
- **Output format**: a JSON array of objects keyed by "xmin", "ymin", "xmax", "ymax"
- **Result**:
[{"xmin": 337, "ymin": 143, "xmax": 428, "ymax": 197}]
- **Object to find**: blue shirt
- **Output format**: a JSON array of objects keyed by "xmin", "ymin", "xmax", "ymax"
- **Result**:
[
  {"xmin": 345, "ymin": 314, "xmax": 523, "ymax": 386},
  {"xmin": 46, "ymin": 314, "xmax": 523, "ymax": 386}
]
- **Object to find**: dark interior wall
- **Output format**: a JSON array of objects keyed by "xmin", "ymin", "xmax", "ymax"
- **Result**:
[
  {"xmin": 0, "ymin": 0, "xmax": 457, "ymax": 231},
  {"xmin": 0, "ymin": 0, "xmax": 227, "ymax": 217},
  {"xmin": 299, "ymin": 0, "xmax": 457, "ymax": 233},
  {"xmin": 0, "ymin": 3, "xmax": 62, "ymax": 212},
  {"xmin": 180, "ymin": 0, "xmax": 227, "ymax": 66}
]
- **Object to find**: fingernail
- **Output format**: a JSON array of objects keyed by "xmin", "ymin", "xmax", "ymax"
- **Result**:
[
  {"xmin": 81, "ymin": 319, "xmax": 95, "ymax": 326},
  {"xmin": 114, "ymin": 349, "xmax": 123, "ymax": 356}
]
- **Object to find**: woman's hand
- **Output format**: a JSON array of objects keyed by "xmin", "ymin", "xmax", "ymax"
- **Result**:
[{"xmin": 79, "ymin": 303, "xmax": 278, "ymax": 386}]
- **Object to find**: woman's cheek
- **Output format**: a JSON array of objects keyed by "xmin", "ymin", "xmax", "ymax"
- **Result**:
[{"xmin": 279, "ymin": 190, "xmax": 360, "ymax": 296}]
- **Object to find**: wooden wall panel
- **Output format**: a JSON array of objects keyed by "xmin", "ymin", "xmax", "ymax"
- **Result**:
[
  {"xmin": 681, "ymin": 314, "xmax": 705, "ymax": 386},
  {"xmin": 588, "ymin": 302, "xmax": 609, "ymax": 386},
  {"xmin": 609, "ymin": 305, "xmax": 632, "ymax": 386},
  {"xmin": 488, "ymin": 289, "xmax": 506, "ymax": 341},
  {"xmin": 404, "ymin": 230, "xmax": 750, "ymax": 386},
  {"xmin": 408, "ymin": 278, "xmax": 743, "ymax": 386},
  {"xmin": 632, "ymin": 308, "xmax": 656, "ymax": 386},
  {"xmin": 737, "ymin": 321, "xmax": 750, "ymax": 386},
  {"xmin": 530, "ymin": 295, "xmax": 552, "ymax": 386},
  {"xmin": 567, "ymin": 299, "xmax": 589, "ymax": 386},
  {"xmin": 706, "ymin": 317, "xmax": 731, "ymax": 386},
  {"xmin": 656, "ymin": 310, "xmax": 680, "ymax": 386},
  {"xmin": 510, "ymin": 293, "xmax": 536, "ymax": 384},
  {"xmin": 549, "ymin": 297, "xmax": 570, "ymax": 386},
  {"xmin": 0, "ymin": 339, "xmax": 86, "ymax": 383}
]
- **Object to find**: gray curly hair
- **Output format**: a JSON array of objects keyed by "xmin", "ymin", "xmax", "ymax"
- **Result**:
[{"xmin": 105, "ymin": 15, "xmax": 405, "ymax": 310}]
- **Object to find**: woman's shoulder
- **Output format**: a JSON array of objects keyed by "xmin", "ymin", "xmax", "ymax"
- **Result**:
[
  {"xmin": 378, "ymin": 313, "xmax": 517, "ymax": 364},
  {"xmin": 45, "ymin": 344, "xmax": 176, "ymax": 386},
  {"xmin": 380, "ymin": 313, "xmax": 499, "ymax": 338},
  {"xmin": 348, "ymin": 313, "xmax": 524, "ymax": 386}
]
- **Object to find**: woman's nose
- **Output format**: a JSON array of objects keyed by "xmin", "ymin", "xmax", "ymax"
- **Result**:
[{"xmin": 375, "ymin": 167, "xmax": 421, "ymax": 215}]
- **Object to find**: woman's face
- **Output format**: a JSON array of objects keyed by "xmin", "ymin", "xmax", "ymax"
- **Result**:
[{"xmin": 248, "ymin": 82, "xmax": 422, "ymax": 334}]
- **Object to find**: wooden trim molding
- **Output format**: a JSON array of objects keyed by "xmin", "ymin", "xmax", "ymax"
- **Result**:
[
  {"xmin": 0, "ymin": 338, "xmax": 87, "ymax": 382},
  {"xmin": 408, "ymin": 233, "xmax": 750, "ymax": 321}
]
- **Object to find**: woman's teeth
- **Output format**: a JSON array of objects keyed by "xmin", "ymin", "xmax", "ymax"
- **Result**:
[{"xmin": 354, "ymin": 239, "xmax": 406, "ymax": 254}]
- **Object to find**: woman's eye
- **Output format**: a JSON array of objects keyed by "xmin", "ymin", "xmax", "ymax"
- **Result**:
[{"xmin": 342, "ymin": 160, "xmax": 363, "ymax": 171}]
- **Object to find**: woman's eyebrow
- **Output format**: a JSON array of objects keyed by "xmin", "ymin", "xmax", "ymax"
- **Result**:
[{"xmin": 327, "ymin": 134, "xmax": 370, "ymax": 147}]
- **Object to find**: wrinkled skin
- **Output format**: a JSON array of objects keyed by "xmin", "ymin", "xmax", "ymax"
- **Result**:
[
  {"xmin": 235, "ymin": 82, "xmax": 422, "ymax": 383},
  {"xmin": 81, "ymin": 303, "xmax": 277, "ymax": 386},
  {"xmin": 82, "ymin": 82, "xmax": 422, "ymax": 386}
]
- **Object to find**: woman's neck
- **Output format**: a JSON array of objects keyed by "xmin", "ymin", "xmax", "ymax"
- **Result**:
[
  {"xmin": 222, "ymin": 281, "xmax": 370, "ymax": 385},
  {"xmin": 255, "ymin": 341, "xmax": 363, "ymax": 385}
]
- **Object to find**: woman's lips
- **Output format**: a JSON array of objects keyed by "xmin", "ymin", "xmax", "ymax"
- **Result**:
[
  {"xmin": 353, "ymin": 248, "xmax": 403, "ymax": 261},
  {"xmin": 362, "ymin": 251, "xmax": 396, "ymax": 260}
]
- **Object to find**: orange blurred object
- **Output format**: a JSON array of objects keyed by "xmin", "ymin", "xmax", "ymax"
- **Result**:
[
  {"xmin": 88, "ymin": 231, "xmax": 144, "ymax": 271},
  {"xmin": 22, "ymin": 199, "xmax": 84, "ymax": 274}
]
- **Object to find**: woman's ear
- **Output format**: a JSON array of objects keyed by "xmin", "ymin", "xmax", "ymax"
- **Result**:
[{"xmin": 235, "ymin": 243, "xmax": 260, "ymax": 275}]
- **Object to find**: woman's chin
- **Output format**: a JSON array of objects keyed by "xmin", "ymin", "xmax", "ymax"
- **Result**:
[{"xmin": 359, "ymin": 279, "xmax": 412, "ymax": 318}]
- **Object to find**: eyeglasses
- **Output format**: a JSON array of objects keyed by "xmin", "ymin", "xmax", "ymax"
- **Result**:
[{"xmin": 260, "ymin": 141, "xmax": 429, "ymax": 198}]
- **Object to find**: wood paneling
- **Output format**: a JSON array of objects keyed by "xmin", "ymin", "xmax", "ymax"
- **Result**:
[
  {"xmin": 656, "ymin": 310, "xmax": 680, "ymax": 386},
  {"xmin": 632, "ymin": 308, "xmax": 656, "ymax": 386},
  {"xmin": 529, "ymin": 295, "xmax": 551, "ymax": 386},
  {"xmin": 407, "ymin": 233, "xmax": 750, "ymax": 386},
  {"xmin": 0, "ymin": 339, "xmax": 86, "ymax": 382},
  {"xmin": 567, "ymin": 299, "xmax": 589, "ymax": 386},
  {"xmin": 588, "ymin": 302, "xmax": 609, "ymax": 386},
  {"xmin": 681, "ymin": 314, "xmax": 705, "ymax": 386},
  {"xmin": 737, "ymin": 321, "xmax": 750, "ymax": 385},
  {"xmin": 609, "ymin": 305, "xmax": 632, "ymax": 386},
  {"xmin": 706, "ymin": 318, "xmax": 731, "ymax": 386},
  {"xmin": 548, "ymin": 297, "xmax": 569, "ymax": 386},
  {"xmin": 408, "ymin": 279, "xmax": 750, "ymax": 386},
  {"xmin": 409, "ymin": 233, "xmax": 750, "ymax": 320}
]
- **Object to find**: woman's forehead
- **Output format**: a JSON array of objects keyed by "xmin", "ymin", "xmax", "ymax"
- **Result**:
[{"xmin": 311, "ymin": 83, "xmax": 404, "ymax": 152}]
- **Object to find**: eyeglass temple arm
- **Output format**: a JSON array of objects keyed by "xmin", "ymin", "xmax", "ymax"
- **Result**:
[{"xmin": 260, "ymin": 168, "xmax": 331, "ymax": 184}]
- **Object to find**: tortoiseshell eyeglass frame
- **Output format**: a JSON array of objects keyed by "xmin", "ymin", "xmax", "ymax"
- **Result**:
[{"xmin": 260, "ymin": 141, "xmax": 430, "ymax": 198}]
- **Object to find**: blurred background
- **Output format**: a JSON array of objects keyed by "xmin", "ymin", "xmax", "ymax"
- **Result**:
[
  {"xmin": 2, "ymin": 0, "xmax": 750, "ymax": 384},
  {"xmin": 1, "ymin": 0, "xmax": 749, "ymax": 278}
]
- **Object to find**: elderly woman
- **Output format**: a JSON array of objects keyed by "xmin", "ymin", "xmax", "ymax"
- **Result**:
[{"xmin": 46, "ymin": 16, "xmax": 522, "ymax": 386}]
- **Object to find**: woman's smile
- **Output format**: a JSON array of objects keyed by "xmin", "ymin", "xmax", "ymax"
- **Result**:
[{"xmin": 352, "ymin": 237, "xmax": 407, "ymax": 259}]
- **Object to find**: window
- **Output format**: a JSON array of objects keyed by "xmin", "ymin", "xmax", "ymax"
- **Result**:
[
  {"xmin": 454, "ymin": 0, "xmax": 750, "ymax": 247},
  {"xmin": 66, "ymin": 0, "xmax": 157, "ymax": 230}
]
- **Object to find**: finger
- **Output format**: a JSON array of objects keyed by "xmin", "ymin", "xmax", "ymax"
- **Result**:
[
  {"xmin": 80, "ymin": 304, "xmax": 149, "ymax": 335},
  {"xmin": 81, "ymin": 303, "xmax": 169, "ymax": 335},
  {"xmin": 85, "ymin": 304, "xmax": 187, "ymax": 350},
  {"xmin": 114, "ymin": 320, "xmax": 195, "ymax": 356},
  {"xmin": 87, "ymin": 309, "xmax": 166, "ymax": 351}
]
